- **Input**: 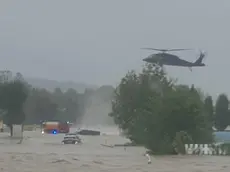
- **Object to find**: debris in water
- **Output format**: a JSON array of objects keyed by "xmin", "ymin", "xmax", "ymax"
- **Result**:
[
  {"xmin": 72, "ymin": 157, "xmax": 79, "ymax": 161},
  {"xmin": 93, "ymin": 160, "xmax": 104, "ymax": 164},
  {"xmin": 145, "ymin": 153, "xmax": 151, "ymax": 164},
  {"xmin": 100, "ymin": 144, "xmax": 114, "ymax": 148},
  {"xmin": 51, "ymin": 158, "xmax": 71, "ymax": 164},
  {"xmin": 48, "ymin": 153, "xmax": 57, "ymax": 155},
  {"xmin": 17, "ymin": 139, "xmax": 23, "ymax": 144},
  {"xmin": 81, "ymin": 164, "xmax": 90, "ymax": 167}
]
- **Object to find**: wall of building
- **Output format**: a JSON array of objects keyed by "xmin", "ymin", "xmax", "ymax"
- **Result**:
[{"xmin": 0, "ymin": 70, "xmax": 13, "ymax": 83}]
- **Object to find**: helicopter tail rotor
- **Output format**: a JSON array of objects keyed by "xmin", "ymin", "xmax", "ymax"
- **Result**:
[
  {"xmin": 199, "ymin": 49, "xmax": 207, "ymax": 60},
  {"xmin": 193, "ymin": 49, "xmax": 206, "ymax": 65}
]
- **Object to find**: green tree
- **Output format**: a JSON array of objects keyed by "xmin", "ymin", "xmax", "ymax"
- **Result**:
[
  {"xmin": 109, "ymin": 64, "xmax": 213, "ymax": 154},
  {"xmin": 24, "ymin": 88, "xmax": 58, "ymax": 123},
  {"xmin": 215, "ymin": 94, "xmax": 229, "ymax": 131},
  {"xmin": 61, "ymin": 88, "xmax": 79, "ymax": 122},
  {"xmin": 24, "ymin": 87, "xmax": 83, "ymax": 124},
  {"xmin": 33, "ymin": 89, "xmax": 57, "ymax": 122},
  {"xmin": 0, "ymin": 80, "xmax": 29, "ymax": 135},
  {"xmin": 204, "ymin": 96, "xmax": 214, "ymax": 125}
]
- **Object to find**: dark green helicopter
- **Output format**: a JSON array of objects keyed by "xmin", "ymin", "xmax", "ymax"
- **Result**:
[{"xmin": 142, "ymin": 48, "xmax": 206, "ymax": 71}]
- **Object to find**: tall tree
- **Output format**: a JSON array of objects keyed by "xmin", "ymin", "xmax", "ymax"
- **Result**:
[
  {"xmin": 204, "ymin": 96, "xmax": 214, "ymax": 125},
  {"xmin": 215, "ymin": 94, "xmax": 229, "ymax": 131},
  {"xmin": 109, "ymin": 64, "xmax": 213, "ymax": 154},
  {"xmin": 0, "ymin": 80, "xmax": 29, "ymax": 136},
  {"xmin": 32, "ymin": 89, "xmax": 58, "ymax": 122}
]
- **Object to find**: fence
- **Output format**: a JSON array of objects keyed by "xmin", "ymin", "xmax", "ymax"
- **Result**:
[
  {"xmin": 12, "ymin": 124, "xmax": 23, "ymax": 139},
  {"xmin": 185, "ymin": 144, "xmax": 227, "ymax": 155}
]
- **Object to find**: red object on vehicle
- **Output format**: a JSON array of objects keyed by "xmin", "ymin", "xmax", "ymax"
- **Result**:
[
  {"xmin": 58, "ymin": 122, "xmax": 70, "ymax": 133},
  {"xmin": 42, "ymin": 121, "xmax": 69, "ymax": 134}
]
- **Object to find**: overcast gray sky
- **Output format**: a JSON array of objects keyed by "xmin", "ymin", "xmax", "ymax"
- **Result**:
[{"xmin": 0, "ymin": 0, "xmax": 230, "ymax": 98}]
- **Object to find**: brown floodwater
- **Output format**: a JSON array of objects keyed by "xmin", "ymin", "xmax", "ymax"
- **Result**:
[{"xmin": 0, "ymin": 128, "xmax": 229, "ymax": 172}]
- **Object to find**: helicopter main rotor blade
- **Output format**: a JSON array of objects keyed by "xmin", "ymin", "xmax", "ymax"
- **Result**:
[
  {"xmin": 141, "ymin": 48, "xmax": 192, "ymax": 52},
  {"xmin": 141, "ymin": 48, "xmax": 168, "ymax": 51},
  {"xmin": 167, "ymin": 48, "xmax": 192, "ymax": 51}
]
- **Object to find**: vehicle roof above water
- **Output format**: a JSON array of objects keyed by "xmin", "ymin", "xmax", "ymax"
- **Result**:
[
  {"xmin": 64, "ymin": 134, "xmax": 80, "ymax": 137},
  {"xmin": 43, "ymin": 121, "xmax": 59, "ymax": 125},
  {"xmin": 64, "ymin": 134, "xmax": 79, "ymax": 137},
  {"xmin": 65, "ymin": 133, "xmax": 77, "ymax": 135},
  {"xmin": 64, "ymin": 136, "xmax": 77, "ymax": 138},
  {"xmin": 42, "ymin": 121, "xmax": 69, "ymax": 125},
  {"xmin": 64, "ymin": 135, "xmax": 80, "ymax": 140}
]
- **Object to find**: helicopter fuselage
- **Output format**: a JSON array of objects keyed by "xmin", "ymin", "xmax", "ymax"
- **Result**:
[{"xmin": 143, "ymin": 53, "xmax": 204, "ymax": 67}]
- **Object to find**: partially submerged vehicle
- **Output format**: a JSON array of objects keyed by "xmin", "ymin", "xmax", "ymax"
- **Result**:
[
  {"xmin": 62, "ymin": 133, "xmax": 82, "ymax": 144},
  {"xmin": 76, "ymin": 129, "xmax": 100, "ymax": 136}
]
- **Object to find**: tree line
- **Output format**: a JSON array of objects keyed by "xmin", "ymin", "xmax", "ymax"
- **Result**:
[
  {"xmin": 0, "ymin": 73, "xmax": 88, "ymax": 130},
  {"xmin": 24, "ymin": 87, "xmax": 85, "ymax": 124},
  {"xmin": 1, "ymin": 67, "xmax": 230, "ymax": 154},
  {"xmin": 0, "ymin": 72, "xmax": 115, "ymax": 130},
  {"xmin": 109, "ymin": 64, "xmax": 230, "ymax": 154}
]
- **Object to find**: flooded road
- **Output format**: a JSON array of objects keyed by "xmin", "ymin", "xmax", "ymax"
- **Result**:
[{"xmin": 0, "ymin": 129, "xmax": 230, "ymax": 172}]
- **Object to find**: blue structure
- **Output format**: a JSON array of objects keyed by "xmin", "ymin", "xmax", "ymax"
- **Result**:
[{"xmin": 214, "ymin": 131, "xmax": 230, "ymax": 143}]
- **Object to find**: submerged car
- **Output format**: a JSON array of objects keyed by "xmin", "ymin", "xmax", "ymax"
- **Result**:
[
  {"xmin": 62, "ymin": 133, "xmax": 82, "ymax": 144},
  {"xmin": 76, "ymin": 129, "xmax": 100, "ymax": 136}
]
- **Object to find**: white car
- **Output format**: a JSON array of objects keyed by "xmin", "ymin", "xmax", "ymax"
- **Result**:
[{"xmin": 62, "ymin": 133, "xmax": 82, "ymax": 144}]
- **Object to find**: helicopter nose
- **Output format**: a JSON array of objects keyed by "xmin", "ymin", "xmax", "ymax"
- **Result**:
[{"xmin": 143, "ymin": 57, "xmax": 150, "ymax": 62}]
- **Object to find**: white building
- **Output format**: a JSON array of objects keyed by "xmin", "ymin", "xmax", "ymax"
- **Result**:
[{"xmin": 0, "ymin": 70, "xmax": 13, "ymax": 83}]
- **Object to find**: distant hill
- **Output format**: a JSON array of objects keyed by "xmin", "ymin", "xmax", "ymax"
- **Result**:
[{"xmin": 25, "ymin": 77, "xmax": 98, "ymax": 93}]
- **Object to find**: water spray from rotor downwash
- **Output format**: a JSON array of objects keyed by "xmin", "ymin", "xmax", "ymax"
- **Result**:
[{"xmin": 77, "ymin": 86, "xmax": 119, "ymax": 135}]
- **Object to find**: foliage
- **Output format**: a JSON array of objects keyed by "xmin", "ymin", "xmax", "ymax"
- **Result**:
[
  {"xmin": 24, "ymin": 88, "xmax": 58, "ymax": 123},
  {"xmin": 172, "ymin": 131, "xmax": 193, "ymax": 154},
  {"xmin": 23, "ymin": 85, "xmax": 115, "ymax": 125},
  {"xmin": 211, "ymin": 143, "xmax": 230, "ymax": 155},
  {"xmin": 215, "ymin": 94, "xmax": 229, "ymax": 131},
  {"xmin": 0, "ymin": 80, "xmax": 29, "ymax": 125},
  {"xmin": 204, "ymin": 96, "xmax": 214, "ymax": 126},
  {"xmin": 220, "ymin": 143, "xmax": 230, "ymax": 155},
  {"xmin": 109, "ymin": 64, "xmax": 213, "ymax": 154},
  {"xmin": 24, "ymin": 87, "xmax": 83, "ymax": 124},
  {"xmin": 0, "ymin": 71, "xmax": 85, "ymax": 125}
]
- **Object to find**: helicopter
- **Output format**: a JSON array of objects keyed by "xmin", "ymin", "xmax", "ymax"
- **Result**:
[{"xmin": 141, "ymin": 48, "xmax": 206, "ymax": 71}]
